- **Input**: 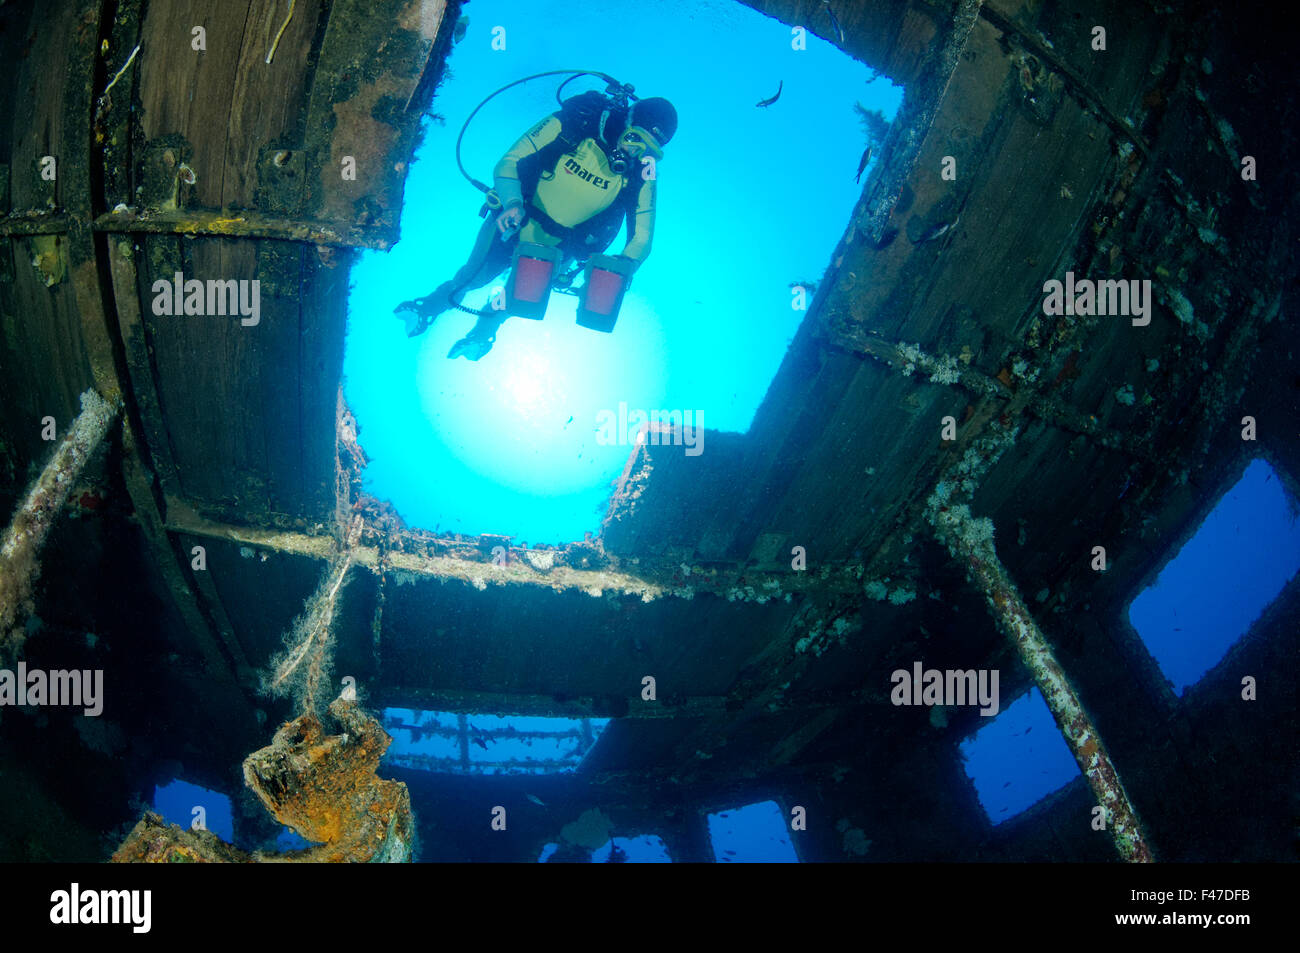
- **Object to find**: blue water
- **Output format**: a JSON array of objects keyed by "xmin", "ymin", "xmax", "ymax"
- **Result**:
[
  {"xmin": 152, "ymin": 778, "xmax": 234, "ymax": 841},
  {"xmin": 538, "ymin": 834, "xmax": 671, "ymax": 862},
  {"xmin": 959, "ymin": 688, "xmax": 1081, "ymax": 824},
  {"xmin": 1129, "ymin": 457, "xmax": 1300, "ymax": 695},
  {"xmin": 707, "ymin": 799, "xmax": 799, "ymax": 861},
  {"xmin": 152, "ymin": 778, "xmax": 316, "ymax": 851},
  {"xmin": 343, "ymin": 0, "xmax": 901, "ymax": 543}
]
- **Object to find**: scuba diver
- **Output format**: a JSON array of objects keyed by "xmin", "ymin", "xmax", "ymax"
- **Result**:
[{"xmin": 395, "ymin": 74, "xmax": 677, "ymax": 360}]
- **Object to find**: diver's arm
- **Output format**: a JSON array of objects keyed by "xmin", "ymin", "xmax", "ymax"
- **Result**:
[
  {"xmin": 619, "ymin": 177, "xmax": 656, "ymax": 267},
  {"xmin": 492, "ymin": 115, "xmax": 563, "ymax": 209}
]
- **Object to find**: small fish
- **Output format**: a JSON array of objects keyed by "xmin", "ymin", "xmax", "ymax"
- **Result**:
[
  {"xmin": 525, "ymin": 793, "xmax": 546, "ymax": 808},
  {"xmin": 756, "ymin": 80, "xmax": 783, "ymax": 108},
  {"xmin": 724, "ymin": 849, "xmax": 737, "ymax": 855},
  {"xmin": 1024, "ymin": 726, "xmax": 1032, "ymax": 735},
  {"xmin": 452, "ymin": 15, "xmax": 469, "ymax": 45},
  {"xmin": 564, "ymin": 415, "xmax": 573, "ymax": 428},
  {"xmin": 913, "ymin": 215, "xmax": 960, "ymax": 244},
  {"xmin": 1002, "ymin": 781, "xmax": 1012, "ymax": 788},
  {"xmin": 856, "ymin": 145, "xmax": 872, "ymax": 182},
  {"xmin": 824, "ymin": 2, "xmax": 845, "ymax": 45}
]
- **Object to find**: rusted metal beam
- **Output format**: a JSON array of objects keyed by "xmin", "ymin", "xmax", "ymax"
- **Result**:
[
  {"xmin": 379, "ymin": 685, "xmax": 889, "ymax": 721},
  {"xmin": 979, "ymin": 2, "xmax": 1152, "ymax": 159},
  {"xmin": 842, "ymin": 330, "xmax": 1008, "ymax": 399},
  {"xmin": 927, "ymin": 501, "xmax": 1154, "ymax": 862},
  {"xmin": 185, "ymin": 558, "xmax": 254, "ymax": 685},
  {"xmin": 382, "ymin": 687, "xmax": 725, "ymax": 720},
  {"xmin": 119, "ymin": 420, "xmax": 241, "ymax": 680},
  {"xmin": 93, "ymin": 208, "xmax": 398, "ymax": 250},
  {"xmin": 165, "ymin": 504, "xmax": 869, "ymax": 602},
  {"xmin": 104, "ymin": 237, "xmax": 185, "ymax": 502},
  {"xmin": 0, "ymin": 212, "xmax": 71, "ymax": 236},
  {"xmin": 840, "ymin": 329, "xmax": 1157, "ymax": 461}
]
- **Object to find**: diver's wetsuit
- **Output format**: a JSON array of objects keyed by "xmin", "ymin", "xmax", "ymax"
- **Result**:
[{"xmin": 407, "ymin": 97, "xmax": 659, "ymax": 359}]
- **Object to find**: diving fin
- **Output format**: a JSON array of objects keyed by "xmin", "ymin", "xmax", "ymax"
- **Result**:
[
  {"xmin": 448, "ymin": 330, "xmax": 497, "ymax": 361},
  {"xmin": 448, "ymin": 315, "xmax": 505, "ymax": 361},
  {"xmin": 400, "ymin": 310, "xmax": 430, "ymax": 338},
  {"xmin": 394, "ymin": 296, "xmax": 433, "ymax": 337},
  {"xmin": 395, "ymin": 281, "xmax": 460, "ymax": 338}
]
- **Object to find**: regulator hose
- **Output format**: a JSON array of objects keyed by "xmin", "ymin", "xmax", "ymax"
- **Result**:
[
  {"xmin": 455, "ymin": 69, "xmax": 636, "ymax": 193},
  {"xmin": 443, "ymin": 70, "xmax": 637, "ymax": 318}
]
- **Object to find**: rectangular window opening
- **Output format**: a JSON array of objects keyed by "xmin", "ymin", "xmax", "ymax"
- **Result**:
[
  {"xmin": 706, "ymin": 799, "xmax": 799, "ymax": 862},
  {"xmin": 538, "ymin": 834, "xmax": 672, "ymax": 863},
  {"xmin": 1128, "ymin": 457, "xmax": 1300, "ymax": 696},
  {"xmin": 380, "ymin": 707, "xmax": 609, "ymax": 776},
  {"xmin": 958, "ymin": 688, "xmax": 1080, "ymax": 825}
]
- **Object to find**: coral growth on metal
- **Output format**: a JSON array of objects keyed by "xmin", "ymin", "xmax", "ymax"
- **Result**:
[
  {"xmin": 0, "ymin": 389, "xmax": 117, "ymax": 662},
  {"xmin": 243, "ymin": 696, "xmax": 414, "ymax": 862},
  {"xmin": 930, "ymin": 502, "xmax": 1154, "ymax": 863},
  {"xmin": 113, "ymin": 697, "xmax": 413, "ymax": 863}
]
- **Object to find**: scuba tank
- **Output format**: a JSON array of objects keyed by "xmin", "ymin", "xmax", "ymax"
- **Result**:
[
  {"xmin": 505, "ymin": 242, "xmax": 562, "ymax": 320},
  {"xmin": 575, "ymin": 254, "xmax": 635, "ymax": 333},
  {"xmin": 442, "ymin": 70, "xmax": 642, "ymax": 325}
]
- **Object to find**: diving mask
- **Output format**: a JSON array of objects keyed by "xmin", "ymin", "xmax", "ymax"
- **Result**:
[{"xmin": 608, "ymin": 127, "xmax": 663, "ymax": 176}]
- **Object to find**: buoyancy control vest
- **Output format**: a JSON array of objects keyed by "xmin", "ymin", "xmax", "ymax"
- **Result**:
[{"xmin": 514, "ymin": 91, "xmax": 643, "ymax": 258}]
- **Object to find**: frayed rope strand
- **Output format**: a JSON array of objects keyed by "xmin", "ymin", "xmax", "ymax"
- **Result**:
[
  {"xmin": 264, "ymin": 515, "xmax": 362, "ymax": 712},
  {"xmin": 1, "ymin": 390, "xmax": 118, "ymax": 660}
]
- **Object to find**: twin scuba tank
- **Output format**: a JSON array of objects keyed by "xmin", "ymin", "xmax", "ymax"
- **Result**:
[{"xmin": 506, "ymin": 242, "xmax": 634, "ymax": 333}]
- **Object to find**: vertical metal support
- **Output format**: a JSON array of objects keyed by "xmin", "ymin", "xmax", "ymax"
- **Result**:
[
  {"xmin": 458, "ymin": 713, "xmax": 471, "ymax": 772},
  {"xmin": 930, "ymin": 503, "xmax": 1155, "ymax": 863},
  {"xmin": 0, "ymin": 389, "xmax": 118, "ymax": 659}
]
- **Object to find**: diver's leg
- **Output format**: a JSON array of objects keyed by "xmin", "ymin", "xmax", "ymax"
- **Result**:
[
  {"xmin": 443, "ymin": 230, "xmax": 513, "ymax": 356},
  {"xmin": 447, "ymin": 221, "xmax": 564, "ymax": 358},
  {"xmin": 396, "ymin": 217, "xmax": 509, "ymax": 336},
  {"xmin": 446, "ymin": 222, "xmax": 563, "ymax": 359}
]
